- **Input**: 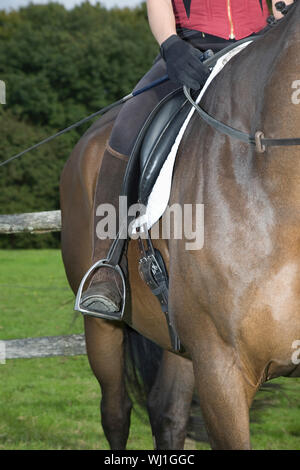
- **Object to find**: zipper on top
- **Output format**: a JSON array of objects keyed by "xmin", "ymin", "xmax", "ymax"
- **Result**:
[{"xmin": 227, "ymin": 0, "xmax": 235, "ymax": 39}]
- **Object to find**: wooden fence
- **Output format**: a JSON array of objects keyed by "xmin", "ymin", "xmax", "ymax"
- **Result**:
[
  {"xmin": 0, "ymin": 334, "xmax": 86, "ymax": 361},
  {"xmin": 0, "ymin": 210, "xmax": 84, "ymax": 361},
  {"xmin": 0, "ymin": 210, "xmax": 61, "ymax": 234}
]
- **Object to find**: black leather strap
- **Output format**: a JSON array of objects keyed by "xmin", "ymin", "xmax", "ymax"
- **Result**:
[
  {"xmin": 184, "ymin": 87, "xmax": 300, "ymax": 152},
  {"xmin": 262, "ymin": 138, "xmax": 300, "ymax": 147}
]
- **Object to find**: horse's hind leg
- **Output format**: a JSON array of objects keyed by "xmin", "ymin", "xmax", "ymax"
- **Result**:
[
  {"xmin": 84, "ymin": 316, "xmax": 132, "ymax": 450},
  {"xmin": 147, "ymin": 351, "xmax": 195, "ymax": 450}
]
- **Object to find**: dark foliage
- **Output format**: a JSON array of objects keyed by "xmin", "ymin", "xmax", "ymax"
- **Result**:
[{"xmin": 0, "ymin": 2, "xmax": 157, "ymax": 247}]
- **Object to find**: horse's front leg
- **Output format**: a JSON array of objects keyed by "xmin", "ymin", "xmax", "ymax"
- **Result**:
[
  {"xmin": 84, "ymin": 316, "xmax": 132, "ymax": 450},
  {"xmin": 179, "ymin": 320, "xmax": 258, "ymax": 450},
  {"xmin": 147, "ymin": 351, "xmax": 195, "ymax": 450}
]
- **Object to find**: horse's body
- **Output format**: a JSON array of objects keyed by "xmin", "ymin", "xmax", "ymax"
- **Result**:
[{"xmin": 61, "ymin": 4, "xmax": 300, "ymax": 450}]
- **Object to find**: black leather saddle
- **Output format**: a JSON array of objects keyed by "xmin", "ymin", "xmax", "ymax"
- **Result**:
[
  {"xmin": 121, "ymin": 88, "xmax": 193, "ymax": 207},
  {"xmin": 138, "ymin": 88, "xmax": 192, "ymax": 205}
]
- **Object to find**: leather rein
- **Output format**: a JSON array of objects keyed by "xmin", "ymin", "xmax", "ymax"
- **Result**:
[
  {"xmin": 183, "ymin": 1, "xmax": 300, "ymax": 153},
  {"xmin": 183, "ymin": 86, "xmax": 300, "ymax": 154}
]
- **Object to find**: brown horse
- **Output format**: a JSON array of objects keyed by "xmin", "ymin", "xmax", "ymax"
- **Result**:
[{"xmin": 61, "ymin": 3, "xmax": 300, "ymax": 450}]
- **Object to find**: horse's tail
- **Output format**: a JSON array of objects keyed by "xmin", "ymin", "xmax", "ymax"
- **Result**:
[{"xmin": 124, "ymin": 326, "xmax": 163, "ymax": 406}]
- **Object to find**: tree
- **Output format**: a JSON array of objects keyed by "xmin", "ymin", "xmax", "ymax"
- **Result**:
[{"xmin": 0, "ymin": 2, "xmax": 157, "ymax": 248}]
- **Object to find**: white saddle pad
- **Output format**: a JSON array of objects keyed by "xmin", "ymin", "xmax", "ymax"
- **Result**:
[{"xmin": 131, "ymin": 41, "xmax": 252, "ymax": 234}]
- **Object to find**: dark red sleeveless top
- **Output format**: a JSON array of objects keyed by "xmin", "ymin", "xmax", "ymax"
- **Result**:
[{"xmin": 172, "ymin": 0, "xmax": 269, "ymax": 40}]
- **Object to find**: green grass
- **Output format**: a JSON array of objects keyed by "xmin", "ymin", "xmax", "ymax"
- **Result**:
[
  {"xmin": 0, "ymin": 249, "xmax": 156, "ymax": 450},
  {"xmin": 250, "ymin": 380, "xmax": 300, "ymax": 450},
  {"xmin": 0, "ymin": 249, "xmax": 299, "ymax": 450}
]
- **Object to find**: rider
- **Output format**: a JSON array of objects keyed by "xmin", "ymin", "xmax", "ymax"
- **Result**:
[{"xmin": 80, "ymin": 0, "xmax": 293, "ymax": 316}]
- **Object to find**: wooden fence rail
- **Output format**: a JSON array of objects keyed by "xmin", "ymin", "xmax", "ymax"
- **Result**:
[
  {"xmin": 0, "ymin": 211, "xmax": 83, "ymax": 362},
  {"xmin": 0, "ymin": 210, "xmax": 61, "ymax": 234},
  {"xmin": 0, "ymin": 334, "xmax": 86, "ymax": 361}
]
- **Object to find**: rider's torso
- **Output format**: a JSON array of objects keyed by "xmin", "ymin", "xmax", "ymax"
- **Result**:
[{"xmin": 172, "ymin": 0, "xmax": 269, "ymax": 40}]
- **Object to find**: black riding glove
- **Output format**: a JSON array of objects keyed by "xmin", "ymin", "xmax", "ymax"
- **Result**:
[{"xmin": 160, "ymin": 35, "xmax": 210, "ymax": 91}]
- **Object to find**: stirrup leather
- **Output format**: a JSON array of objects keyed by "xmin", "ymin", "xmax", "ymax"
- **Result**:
[
  {"xmin": 138, "ymin": 234, "xmax": 182, "ymax": 352},
  {"xmin": 74, "ymin": 259, "xmax": 126, "ymax": 321}
]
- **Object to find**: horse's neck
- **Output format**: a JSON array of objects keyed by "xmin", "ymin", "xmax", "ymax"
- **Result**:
[{"xmin": 183, "ymin": 7, "xmax": 300, "ymax": 213}]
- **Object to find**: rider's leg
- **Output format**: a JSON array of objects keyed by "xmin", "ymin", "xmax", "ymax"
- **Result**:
[
  {"xmin": 108, "ymin": 57, "xmax": 178, "ymax": 157},
  {"xmin": 80, "ymin": 57, "xmax": 178, "ymax": 314},
  {"xmin": 80, "ymin": 146, "xmax": 129, "ymax": 314}
]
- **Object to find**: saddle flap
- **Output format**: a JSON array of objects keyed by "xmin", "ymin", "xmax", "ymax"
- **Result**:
[{"xmin": 138, "ymin": 90, "xmax": 192, "ymax": 205}]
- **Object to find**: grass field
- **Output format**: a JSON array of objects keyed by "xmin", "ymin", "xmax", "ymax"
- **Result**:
[{"xmin": 0, "ymin": 249, "xmax": 299, "ymax": 450}]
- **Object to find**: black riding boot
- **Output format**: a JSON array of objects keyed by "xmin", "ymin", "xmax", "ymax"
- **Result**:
[
  {"xmin": 80, "ymin": 58, "xmax": 177, "ymax": 317},
  {"xmin": 79, "ymin": 147, "xmax": 128, "ymax": 317}
]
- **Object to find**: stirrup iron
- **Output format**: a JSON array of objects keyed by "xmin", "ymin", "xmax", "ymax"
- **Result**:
[{"xmin": 75, "ymin": 258, "xmax": 126, "ymax": 321}]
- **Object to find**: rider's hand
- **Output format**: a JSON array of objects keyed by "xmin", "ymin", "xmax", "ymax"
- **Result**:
[{"xmin": 160, "ymin": 35, "xmax": 210, "ymax": 91}]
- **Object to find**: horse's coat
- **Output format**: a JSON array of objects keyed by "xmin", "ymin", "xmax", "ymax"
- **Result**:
[{"xmin": 60, "ymin": 3, "xmax": 300, "ymax": 450}]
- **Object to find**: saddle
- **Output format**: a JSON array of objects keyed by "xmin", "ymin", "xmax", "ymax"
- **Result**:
[
  {"xmin": 138, "ymin": 88, "xmax": 192, "ymax": 205},
  {"xmin": 131, "ymin": 88, "xmax": 193, "ymax": 352},
  {"xmin": 113, "ymin": 87, "xmax": 193, "ymax": 212},
  {"xmin": 76, "ymin": 88, "xmax": 193, "ymax": 351}
]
